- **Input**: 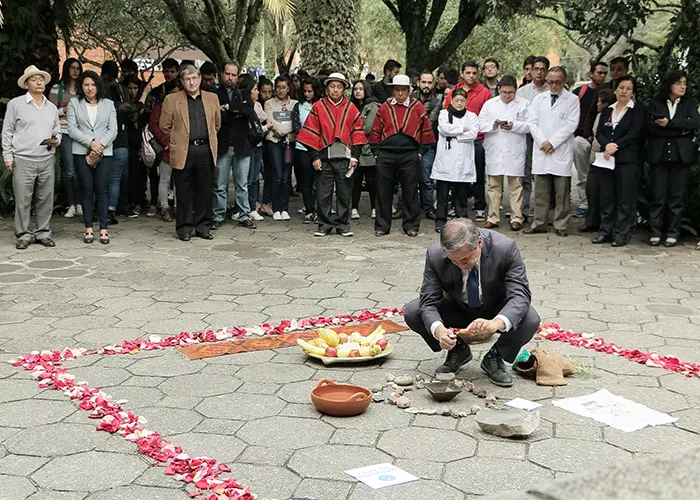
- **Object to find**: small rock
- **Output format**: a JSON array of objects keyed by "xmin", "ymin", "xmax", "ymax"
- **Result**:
[
  {"xmin": 391, "ymin": 387, "xmax": 405, "ymax": 397},
  {"xmin": 395, "ymin": 375, "xmax": 414, "ymax": 386},
  {"xmin": 405, "ymin": 407, "xmax": 422, "ymax": 414},
  {"xmin": 372, "ymin": 393, "xmax": 386, "ymax": 403},
  {"xmin": 415, "ymin": 374, "xmax": 425, "ymax": 382},
  {"xmin": 435, "ymin": 372, "xmax": 456, "ymax": 382},
  {"xmin": 385, "ymin": 373, "xmax": 395, "ymax": 382},
  {"xmin": 475, "ymin": 408, "xmax": 540, "ymax": 438},
  {"xmin": 470, "ymin": 405, "xmax": 483, "ymax": 415},
  {"xmin": 417, "ymin": 408, "xmax": 437, "ymax": 415},
  {"xmin": 475, "ymin": 388, "xmax": 487, "ymax": 398},
  {"xmin": 486, "ymin": 400, "xmax": 500, "ymax": 409},
  {"xmin": 485, "ymin": 395, "xmax": 498, "ymax": 403},
  {"xmin": 403, "ymin": 385, "xmax": 414, "ymax": 392},
  {"xmin": 453, "ymin": 380, "xmax": 465, "ymax": 388},
  {"xmin": 456, "ymin": 411, "xmax": 469, "ymax": 418},
  {"xmin": 372, "ymin": 384, "xmax": 385, "ymax": 393},
  {"xmin": 396, "ymin": 396, "xmax": 411, "ymax": 409},
  {"xmin": 415, "ymin": 380, "xmax": 425, "ymax": 389},
  {"xmin": 441, "ymin": 408, "xmax": 453, "ymax": 416}
]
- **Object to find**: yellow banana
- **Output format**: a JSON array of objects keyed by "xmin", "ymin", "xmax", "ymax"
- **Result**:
[
  {"xmin": 297, "ymin": 338, "xmax": 326, "ymax": 356},
  {"xmin": 359, "ymin": 345, "xmax": 372, "ymax": 357},
  {"xmin": 317, "ymin": 328, "xmax": 340, "ymax": 347}
]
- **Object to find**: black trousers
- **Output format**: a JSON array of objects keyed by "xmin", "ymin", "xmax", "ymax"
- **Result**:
[
  {"xmin": 315, "ymin": 158, "xmax": 353, "ymax": 233},
  {"xmin": 473, "ymin": 140, "xmax": 486, "ymax": 211},
  {"xmin": 352, "ymin": 165, "xmax": 376, "ymax": 211},
  {"xmin": 375, "ymin": 149, "xmax": 421, "ymax": 233},
  {"xmin": 295, "ymin": 149, "xmax": 315, "ymax": 215},
  {"xmin": 650, "ymin": 162, "xmax": 691, "ymax": 239},
  {"xmin": 173, "ymin": 144, "xmax": 214, "ymax": 238},
  {"xmin": 128, "ymin": 147, "xmax": 148, "ymax": 207},
  {"xmin": 435, "ymin": 181, "xmax": 470, "ymax": 228},
  {"xmin": 404, "ymin": 297, "xmax": 539, "ymax": 363},
  {"xmin": 585, "ymin": 164, "xmax": 602, "ymax": 230},
  {"xmin": 597, "ymin": 162, "xmax": 637, "ymax": 243}
]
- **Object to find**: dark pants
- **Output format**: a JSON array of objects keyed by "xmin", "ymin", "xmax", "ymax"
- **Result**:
[
  {"xmin": 261, "ymin": 142, "xmax": 273, "ymax": 205},
  {"xmin": 75, "ymin": 154, "xmax": 111, "ymax": 229},
  {"xmin": 352, "ymin": 165, "xmax": 376, "ymax": 211},
  {"xmin": 404, "ymin": 297, "xmax": 539, "ymax": 363},
  {"xmin": 473, "ymin": 140, "xmax": 486, "ymax": 211},
  {"xmin": 248, "ymin": 146, "xmax": 263, "ymax": 211},
  {"xmin": 148, "ymin": 164, "xmax": 159, "ymax": 207},
  {"xmin": 316, "ymin": 158, "xmax": 352, "ymax": 233},
  {"xmin": 435, "ymin": 181, "xmax": 470, "ymax": 229},
  {"xmin": 597, "ymin": 162, "xmax": 637, "ymax": 243},
  {"xmin": 295, "ymin": 149, "xmax": 315, "ymax": 215},
  {"xmin": 172, "ymin": 144, "xmax": 214, "ymax": 238},
  {"xmin": 128, "ymin": 148, "xmax": 148, "ymax": 207},
  {"xmin": 375, "ymin": 149, "xmax": 421, "ymax": 234},
  {"xmin": 585, "ymin": 164, "xmax": 602, "ymax": 230},
  {"xmin": 419, "ymin": 147, "xmax": 436, "ymax": 214},
  {"xmin": 522, "ymin": 135, "xmax": 534, "ymax": 217},
  {"xmin": 266, "ymin": 142, "xmax": 292, "ymax": 212},
  {"xmin": 650, "ymin": 162, "xmax": 691, "ymax": 239}
]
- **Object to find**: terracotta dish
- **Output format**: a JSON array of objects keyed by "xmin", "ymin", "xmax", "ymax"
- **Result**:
[{"xmin": 311, "ymin": 379, "xmax": 372, "ymax": 417}]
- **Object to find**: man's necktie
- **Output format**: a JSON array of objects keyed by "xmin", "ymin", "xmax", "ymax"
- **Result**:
[
  {"xmin": 551, "ymin": 94, "xmax": 559, "ymax": 107},
  {"xmin": 467, "ymin": 267, "xmax": 482, "ymax": 309}
]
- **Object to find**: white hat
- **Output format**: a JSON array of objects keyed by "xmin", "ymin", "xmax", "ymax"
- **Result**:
[
  {"xmin": 388, "ymin": 74, "xmax": 412, "ymax": 87},
  {"xmin": 17, "ymin": 65, "xmax": 51, "ymax": 89},
  {"xmin": 324, "ymin": 72, "xmax": 350, "ymax": 89}
]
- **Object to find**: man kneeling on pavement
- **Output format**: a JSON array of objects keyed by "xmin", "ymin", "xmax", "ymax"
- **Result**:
[{"xmin": 404, "ymin": 218, "xmax": 539, "ymax": 387}]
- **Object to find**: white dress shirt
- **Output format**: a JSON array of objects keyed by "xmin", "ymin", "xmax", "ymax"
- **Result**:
[
  {"xmin": 610, "ymin": 100, "xmax": 634, "ymax": 129},
  {"xmin": 667, "ymin": 99, "xmax": 679, "ymax": 119}
]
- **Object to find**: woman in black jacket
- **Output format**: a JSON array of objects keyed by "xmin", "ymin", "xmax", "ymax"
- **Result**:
[
  {"xmin": 592, "ymin": 75, "xmax": 645, "ymax": 247},
  {"xmin": 646, "ymin": 70, "xmax": 700, "ymax": 247}
]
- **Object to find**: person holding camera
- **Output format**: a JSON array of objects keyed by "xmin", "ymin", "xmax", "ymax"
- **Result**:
[{"xmin": 478, "ymin": 75, "xmax": 530, "ymax": 231}]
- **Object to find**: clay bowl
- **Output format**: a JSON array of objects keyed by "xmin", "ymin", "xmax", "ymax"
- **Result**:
[
  {"xmin": 425, "ymin": 381, "xmax": 462, "ymax": 402},
  {"xmin": 311, "ymin": 379, "xmax": 372, "ymax": 417}
]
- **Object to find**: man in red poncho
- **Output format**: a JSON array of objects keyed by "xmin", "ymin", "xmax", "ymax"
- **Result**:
[
  {"xmin": 369, "ymin": 74, "xmax": 435, "ymax": 237},
  {"xmin": 297, "ymin": 73, "xmax": 367, "ymax": 237}
]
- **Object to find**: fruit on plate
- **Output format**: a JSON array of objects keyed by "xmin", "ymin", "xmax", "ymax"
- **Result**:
[
  {"xmin": 297, "ymin": 338, "xmax": 326, "ymax": 356},
  {"xmin": 338, "ymin": 333, "xmax": 349, "ymax": 344},
  {"xmin": 325, "ymin": 347, "xmax": 338, "ymax": 357},
  {"xmin": 299, "ymin": 325, "xmax": 390, "ymax": 359},
  {"xmin": 318, "ymin": 328, "xmax": 340, "ymax": 347},
  {"xmin": 376, "ymin": 338, "xmax": 388, "ymax": 351}
]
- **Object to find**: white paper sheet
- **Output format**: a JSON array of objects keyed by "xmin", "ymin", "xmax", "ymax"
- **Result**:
[
  {"xmin": 345, "ymin": 463, "xmax": 419, "ymax": 489},
  {"xmin": 593, "ymin": 152, "xmax": 616, "ymax": 170},
  {"xmin": 505, "ymin": 398, "xmax": 542, "ymax": 411},
  {"xmin": 552, "ymin": 389, "xmax": 677, "ymax": 432}
]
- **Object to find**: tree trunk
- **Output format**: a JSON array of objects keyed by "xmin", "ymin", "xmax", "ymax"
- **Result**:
[
  {"xmin": 296, "ymin": 0, "xmax": 360, "ymax": 76},
  {"xmin": 0, "ymin": 0, "xmax": 59, "ymax": 106}
]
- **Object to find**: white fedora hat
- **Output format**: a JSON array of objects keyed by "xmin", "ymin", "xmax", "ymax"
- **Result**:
[
  {"xmin": 388, "ymin": 74, "xmax": 412, "ymax": 87},
  {"xmin": 324, "ymin": 72, "xmax": 350, "ymax": 88},
  {"xmin": 17, "ymin": 65, "xmax": 51, "ymax": 89}
]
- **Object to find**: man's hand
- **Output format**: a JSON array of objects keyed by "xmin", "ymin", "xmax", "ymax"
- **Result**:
[
  {"xmin": 435, "ymin": 325, "xmax": 457, "ymax": 351},
  {"xmin": 47, "ymin": 137, "xmax": 59, "ymax": 148},
  {"xmin": 312, "ymin": 159, "xmax": 322, "ymax": 171},
  {"xmin": 655, "ymin": 118, "xmax": 669, "ymax": 127},
  {"xmin": 501, "ymin": 122, "xmax": 513, "ymax": 131},
  {"xmin": 464, "ymin": 317, "xmax": 505, "ymax": 335},
  {"xmin": 541, "ymin": 141, "xmax": 554, "ymax": 154},
  {"xmin": 5, "ymin": 160, "xmax": 14, "ymax": 172},
  {"xmin": 349, "ymin": 159, "xmax": 358, "ymax": 169},
  {"xmin": 493, "ymin": 119, "xmax": 501, "ymax": 130}
]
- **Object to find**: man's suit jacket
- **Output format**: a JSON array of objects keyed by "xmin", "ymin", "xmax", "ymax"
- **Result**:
[
  {"xmin": 159, "ymin": 90, "xmax": 221, "ymax": 170},
  {"xmin": 419, "ymin": 229, "xmax": 532, "ymax": 331},
  {"xmin": 646, "ymin": 96, "xmax": 700, "ymax": 165},
  {"xmin": 215, "ymin": 86, "xmax": 253, "ymax": 157}
]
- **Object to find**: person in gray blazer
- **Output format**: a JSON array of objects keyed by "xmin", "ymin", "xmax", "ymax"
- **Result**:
[
  {"xmin": 67, "ymin": 70, "xmax": 118, "ymax": 244},
  {"xmin": 404, "ymin": 218, "xmax": 539, "ymax": 386}
]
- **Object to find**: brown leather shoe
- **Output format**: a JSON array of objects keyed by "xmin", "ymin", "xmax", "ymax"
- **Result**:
[
  {"xmin": 482, "ymin": 221, "xmax": 498, "ymax": 229},
  {"xmin": 38, "ymin": 238, "xmax": 56, "ymax": 247},
  {"xmin": 161, "ymin": 209, "xmax": 173, "ymax": 223},
  {"xmin": 510, "ymin": 221, "xmax": 523, "ymax": 231}
]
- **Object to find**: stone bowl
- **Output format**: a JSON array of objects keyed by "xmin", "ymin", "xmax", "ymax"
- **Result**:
[
  {"xmin": 425, "ymin": 381, "xmax": 462, "ymax": 402},
  {"xmin": 311, "ymin": 379, "xmax": 372, "ymax": 417}
]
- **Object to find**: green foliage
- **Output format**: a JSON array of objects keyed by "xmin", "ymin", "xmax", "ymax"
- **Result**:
[{"xmin": 358, "ymin": 0, "xmax": 404, "ymax": 73}]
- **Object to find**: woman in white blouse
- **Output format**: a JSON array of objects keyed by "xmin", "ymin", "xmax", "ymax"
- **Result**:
[{"xmin": 431, "ymin": 88, "xmax": 479, "ymax": 233}]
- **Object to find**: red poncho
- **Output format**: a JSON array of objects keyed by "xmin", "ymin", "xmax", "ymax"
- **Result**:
[
  {"xmin": 368, "ymin": 98, "xmax": 435, "ymax": 146},
  {"xmin": 296, "ymin": 97, "xmax": 367, "ymax": 152}
]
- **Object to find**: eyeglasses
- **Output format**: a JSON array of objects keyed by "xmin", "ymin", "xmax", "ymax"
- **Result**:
[
  {"xmin": 500, "ymin": 90, "xmax": 516, "ymax": 96},
  {"xmin": 546, "ymin": 80, "xmax": 563, "ymax": 86}
]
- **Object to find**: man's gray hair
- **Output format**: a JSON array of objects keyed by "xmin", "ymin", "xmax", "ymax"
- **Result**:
[
  {"xmin": 179, "ymin": 64, "xmax": 200, "ymax": 80},
  {"xmin": 440, "ymin": 218, "xmax": 480, "ymax": 253},
  {"xmin": 548, "ymin": 65, "xmax": 567, "ymax": 80}
]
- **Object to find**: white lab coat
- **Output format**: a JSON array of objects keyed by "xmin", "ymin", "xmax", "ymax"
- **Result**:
[
  {"xmin": 478, "ymin": 97, "xmax": 530, "ymax": 176},
  {"xmin": 431, "ymin": 109, "xmax": 479, "ymax": 183},
  {"xmin": 527, "ymin": 90, "xmax": 580, "ymax": 177}
]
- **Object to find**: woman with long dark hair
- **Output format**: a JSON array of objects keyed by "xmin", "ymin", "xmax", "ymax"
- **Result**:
[
  {"xmin": 238, "ymin": 73, "xmax": 266, "ymax": 221},
  {"xmin": 67, "ymin": 70, "xmax": 118, "ymax": 244},
  {"xmin": 49, "ymin": 58, "xmax": 83, "ymax": 218},
  {"xmin": 292, "ymin": 77, "xmax": 322, "ymax": 223},
  {"xmin": 646, "ymin": 70, "xmax": 700, "ymax": 247},
  {"xmin": 350, "ymin": 80, "xmax": 379, "ymax": 219}
]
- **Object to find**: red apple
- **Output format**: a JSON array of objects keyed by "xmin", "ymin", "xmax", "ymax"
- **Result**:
[
  {"xmin": 349, "ymin": 349, "xmax": 361, "ymax": 358},
  {"xmin": 325, "ymin": 347, "xmax": 337, "ymax": 357},
  {"xmin": 376, "ymin": 339, "xmax": 388, "ymax": 351}
]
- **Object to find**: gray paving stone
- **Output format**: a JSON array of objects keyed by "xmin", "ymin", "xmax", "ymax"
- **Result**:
[
  {"xmin": 158, "ymin": 373, "xmax": 242, "ymax": 397},
  {"xmin": 32, "ymin": 451, "xmax": 149, "ymax": 491},
  {"xmin": 477, "ymin": 440, "xmax": 528, "ymax": 460},
  {"xmin": 394, "ymin": 459, "xmax": 444, "ymax": 480},
  {"xmin": 0, "ymin": 454, "xmax": 50, "ymax": 475},
  {"xmin": 330, "ymin": 428, "xmax": 380, "ymax": 447},
  {"xmin": 69, "ymin": 366, "xmax": 132, "ymax": 388},
  {"xmin": 293, "ymin": 478, "xmax": 352, "ymax": 500},
  {"xmin": 277, "ymin": 379, "xmax": 320, "ymax": 404},
  {"xmin": 227, "ymin": 464, "xmax": 301, "ymax": 499},
  {"xmin": 1, "ymin": 474, "xmax": 36, "ymax": 499},
  {"xmin": 348, "ymin": 480, "xmax": 464, "ymax": 500},
  {"xmin": 4, "ymin": 423, "xmax": 108, "ymax": 457},
  {"xmin": 98, "ymin": 386, "xmax": 164, "ymax": 409},
  {"xmin": 322, "ymin": 402, "xmax": 412, "ymax": 431},
  {"xmin": 196, "ymin": 393, "xmax": 285, "ymax": 420},
  {"xmin": 444, "ymin": 457, "xmax": 554, "ymax": 495},
  {"xmin": 237, "ymin": 415, "xmax": 333, "ymax": 449},
  {"xmin": 288, "ymin": 444, "xmax": 393, "ymax": 481},
  {"xmin": 235, "ymin": 362, "xmax": 316, "ymax": 384},
  {"xmin": 0, "ymin": 379, "xmax": 44, "ymax": 403},
  {"xmin": 237, "ymin": 446, "xmax": 294, "ymax": 467},
  {"xmin": 0, "ymin": 400, "xmax": 76, "ymax": 427},
  {"xmin": 127, "ymin": 353, "xmax": 206, "ymax": 377},
  {"xmin": 529, "ymin": 439, "xmax": 632, "ymax": 473},
  {"xmin": 135, "ymin": 407, "xmax": 203, "ymax": 436},
  {"xmin": 603, "ymin": 425, "xmax": 696, "ymax": 453},
  {"xmin": 84, "ymin": 486, "xmax": 189, "ymax": 499},
  {"xmin": 27, "ymin": 491, "xmax": 88, "ymax": 500},
  {"xmin": 167, "ymin": 432, "xmax": 245, "ymax": 463},
  {"xmin": 378, "ymin": 427, "xmax": 476, "ymax": 462},
  {"xmin": 554, "ymin": 424, "xmax": 603, "ymax": 441}
]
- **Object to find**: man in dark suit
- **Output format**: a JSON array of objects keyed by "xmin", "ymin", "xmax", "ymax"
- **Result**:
[{"xmin": 404, "ymin": 218, "xmax": 539, "ymax": 386}]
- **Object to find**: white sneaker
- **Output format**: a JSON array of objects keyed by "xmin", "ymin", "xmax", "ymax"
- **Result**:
[
  {"xmin": 64, "ymin": 206, "xmax": 76, "ymax": 218},
  {"xmin": 75, "ymin": 205, "xmax": 83, "ymax": 216},
  {"xmin": 250, "ymin": 210, "xmax": 264, "ymax": 221},
  {"xmin": 351, "ymin": 208, "xmax": 360, "ymax": 220},
  {"xmin": 273, "ymin": 211, "xmax": 282, "ymax": 221},
  {"xmin": 371, "ymin": 209, "xmax": 376, "ymax": 219},
  {"xmin": 231, "ymin": 212, "xmax": 240, "ymax": 221},
  {"xmin": 281, "ymin": 211, "xmax": 291, "ymax": 221},
  {"xmin": 147, "ymin": 205, "xmax": 157, "ymax": 217},
  {"xmin": 297, "ymin": 207, "xmax": 307, "ymax": 215}
]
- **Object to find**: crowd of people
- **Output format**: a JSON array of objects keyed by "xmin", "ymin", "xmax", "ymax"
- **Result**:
[{"xmin": 2, "ymin": 54, "xmax": 699, "ymax": 249}]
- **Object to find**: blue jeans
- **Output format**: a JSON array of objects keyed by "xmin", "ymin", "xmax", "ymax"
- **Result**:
[
  {"xmin": 419, "ymin": 147, "xmax": 436, "ymax": 213},
  {"xmin": 214, "ymin": 146, "xmax": 251, "ymax": 222},
  {"xmin": 109, "ymin": 147, "xmax": 128, "ymax": 212},
  {"xmin": 266, "ymin": 142, "xmax": 292, "ymax": 213},
  {"xmin": 247, "ymin": 147, "xmax": 262, "ymax": 211},
  {"xmin": 60, "ymin": 136, "xmax": 80, "ymax": 206},
  {"xmin": 75, "ymin": 154, "xmax": 111, "ymax": 229}
]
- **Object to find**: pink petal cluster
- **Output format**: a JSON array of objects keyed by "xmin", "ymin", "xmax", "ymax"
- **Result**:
[{"xmin": 539, "ymin": 323, "xmax": 700, "ymax": 378}]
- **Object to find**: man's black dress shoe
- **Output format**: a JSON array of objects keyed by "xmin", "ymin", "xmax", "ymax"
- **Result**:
[
  {"xmin": 405, "ymin": 229, "xmax": 418, "ymax": 237},
  {"xmin": 523, "ymin": 227, "xmax": 546, "ymax": 235},
  {"xmin": 591, "ymin": 235, "xmax": 611, "ymax": 244},
  {"xmin": 481, "ymin": 350, "xmax": 513, "ymax": 387},
  {"xmin": 555, "ymin": 229, "xmax": 568, "ymax": 237},
  {"xmin": 612, "ymin": 240, "xmax": 626, "ymax": 247},
  {"xmin": 178, "ymin": 235, "xmax": 191, "ymax": 242},
  {"xmin": 196, "ymin": 232, "xmax": 214, "ymax": 240},
  {"xmin": 375, "ymin": 230, "xmax": 389, "ymax": 237},
  {"xmin": 436, "ymin": 343, "xmax": 473, "ymax": 377}
]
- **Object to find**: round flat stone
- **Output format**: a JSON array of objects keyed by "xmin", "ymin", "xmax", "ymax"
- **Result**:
[
  {"xmin": 196, "ymin": 393, "xmax": 285, "ymax": 420},
  {"xmin": 5, "ymin": 424, "xmax": 108, "ymax": 456},
  {"xmin": 289, "ymin": 444, "xmax": 393, "ymax": 481},
  {"xmin": 529, "ymin": 439, "xmax": 632, "ymax": 473},
  {"xmin": 378, "ymin": 427, "xmax": 476, "ymax": 462},
  {"xmin": 237, "ymin": 416, "xmax": 334, "ymax": 449},
  {"xmin": 32, "ymin": 451, "xmax": 149, "ymax": 491},
  {"xmin": 444, "ymin": 456, "xmax": 554, "ymax": 495}
]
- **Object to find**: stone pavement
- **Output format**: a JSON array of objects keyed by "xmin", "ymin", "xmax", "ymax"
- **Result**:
[{"xmin": 1, "ymin": 200, "xmax": 700, "ymax": 500}]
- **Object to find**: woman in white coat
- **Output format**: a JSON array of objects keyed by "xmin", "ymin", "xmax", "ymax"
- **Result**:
[
  {"xmin": 431, "ymin": 88, "xmax": 479, "ymax": 233},
  {"xmin": 478, "ymin": 75, "xmax": 529, "ymax": 231}
]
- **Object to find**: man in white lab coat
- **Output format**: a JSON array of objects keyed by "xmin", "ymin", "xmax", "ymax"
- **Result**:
[
  {"xmin": 523, "ymin": 66, "xmax": 580, "ymax": 236},
  {"xmin": 478, "ymin": 75, "xmax": 529, "ymax": 231}
]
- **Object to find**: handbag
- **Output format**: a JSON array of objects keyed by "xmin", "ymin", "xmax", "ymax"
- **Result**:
[{"xmin": 248, "ymin": 113, "xmax": 265, "ymax": 145}]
